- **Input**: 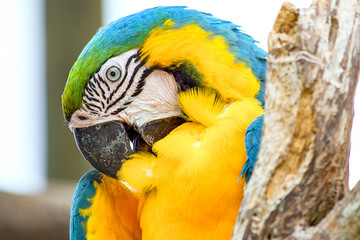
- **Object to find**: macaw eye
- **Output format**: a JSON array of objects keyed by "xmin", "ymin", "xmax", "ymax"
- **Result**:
[{"xmin": 106, "ymin": 66, "xmax": 122, "ymax": 82}]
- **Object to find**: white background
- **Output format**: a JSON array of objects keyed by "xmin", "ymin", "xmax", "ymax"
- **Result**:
[
  {"xmin": 0, "ymin": 0, "xmax": 358, "ymax": 194},
  {"xmin": 0, "ymin": 0, "xmax": 46, "ymax": 194}
]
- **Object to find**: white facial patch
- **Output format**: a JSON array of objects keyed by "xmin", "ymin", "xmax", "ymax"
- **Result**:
[
  {"xmin": 122, "ymin": 69, "xmax": 182, "ymax": 127},
  {"xmin": 69, "ymin": 49, "xmax": 182, "ymax": 130}
]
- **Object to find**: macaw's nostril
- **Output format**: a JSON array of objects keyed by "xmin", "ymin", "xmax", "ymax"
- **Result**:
[
  {"xmin": 73, "ymin": 121, "xmax": 134, "ymax": 179},
  {"xmin": 135, "ymin": 117, "xmax": 186, "ymax": 146}
]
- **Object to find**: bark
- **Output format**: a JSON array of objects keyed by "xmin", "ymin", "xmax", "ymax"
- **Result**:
[
  {"xmin": 302, "ymin": 181, "xmax": 360, "ymax": 240},
  {"xmin": 232, "ymin": 0, "xmax": 360, "ymax": 239}
]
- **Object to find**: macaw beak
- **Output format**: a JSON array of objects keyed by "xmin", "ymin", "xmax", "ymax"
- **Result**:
[
  {"xmin": 135, "ymin": 117, "xmax": 185, "ymax": 146},
  {"xmin": 73, "ymin": 117, "xmax": 185, "ymax": 179},
  {"xmin": 74, "ymin": 122, "xmax": 133, "ymax": 179}
]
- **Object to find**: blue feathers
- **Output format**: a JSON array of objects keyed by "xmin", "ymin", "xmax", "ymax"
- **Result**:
[
  {"xmin": 70, "ymin": 170, "xmax": 102, "ymax": 240},
  {"xmin": 241, "ymin": 115, "xmax": 264, "ymax": 182},
  {"xmin": 91, "ymin": 6, "xmax": 267, "ymax": 72}
]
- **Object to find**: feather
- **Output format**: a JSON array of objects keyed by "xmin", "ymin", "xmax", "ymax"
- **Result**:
[{"xmin": 241, "ymin": 115, "xmax": 264, "ymax": 182}]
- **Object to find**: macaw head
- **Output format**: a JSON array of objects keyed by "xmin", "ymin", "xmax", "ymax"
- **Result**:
[{"xmin": 62, "ymin": 6, "xmax": 266, "ymax": 179}]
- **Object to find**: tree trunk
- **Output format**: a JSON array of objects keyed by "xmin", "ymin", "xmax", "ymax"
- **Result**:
[{"xmin": 232, "ymin": 0, "xmax": 360, "ymax": 239}]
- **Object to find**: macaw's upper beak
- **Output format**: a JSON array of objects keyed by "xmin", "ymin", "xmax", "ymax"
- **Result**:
[
  {"xmin": 73, "ymin": 117, "xmax": 185, "ymax": 179},
  {"xmin": 74, "ymin": 122, "xmax": 133, "ymax": 179}
]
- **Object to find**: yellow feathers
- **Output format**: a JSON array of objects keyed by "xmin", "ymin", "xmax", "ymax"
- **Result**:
[
  {"xmin": 117, "ymin": 87, "xmax": 263, "ymax": 239},
  {"xmin": 117, "ymin": 152, "xmax": 157, "ymax": 196},
  {"xmin": 80, "ymin": 175, "xmax": 141, "ymax": 240},
  {"xmin": 178, "ymin": 87, "xmax": 226, "ymax": 127},
  {"xmin": 141, "ymin": 22, "xmax": 260, "ymax": 102}
]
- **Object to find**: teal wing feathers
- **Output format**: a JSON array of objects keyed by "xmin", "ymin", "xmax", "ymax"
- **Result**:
[
  {"xmin": 70, "ymin": 170, "xmax": 102, "ymax": 240},
  {"xmin": 241, "ymin": 115, "xmax": 264, "ymax": 182},
  {"xmin": 70, "ymin": 170, "xmax": 141, "ymax": 240}
]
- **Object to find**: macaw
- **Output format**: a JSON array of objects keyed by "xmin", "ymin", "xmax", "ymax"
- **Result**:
[{"xmin": 62, "ymin": 6, "xmax": 266, "ymax": 240}]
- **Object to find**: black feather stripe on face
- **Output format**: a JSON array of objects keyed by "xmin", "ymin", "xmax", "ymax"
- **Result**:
[
  {"xmin": 131, "ymin": 68, "xmax": 154, "ymax": 98},
  {"xmin": 77, "ymin": 50, "xmax": 161, "ymax": 122},
  {"xmin": 105, "ymin": 58, "xmax": 146, "ymax": 113},
  {"xmin": 109, "ymin": 68, "xmax": 154, "ymax": 115},
  {"xmin": 109, "ymin": 53, "xmax": 139, "ymax": 101}
]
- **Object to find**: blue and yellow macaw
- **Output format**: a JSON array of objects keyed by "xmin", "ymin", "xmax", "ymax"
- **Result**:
[{"xmin": 62, "ymin": 6, "xmax": 266, "ymax": 240}]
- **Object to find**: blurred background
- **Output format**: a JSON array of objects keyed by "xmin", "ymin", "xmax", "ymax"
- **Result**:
[{"xmin": 0, "ymin": 0, "xmax": 358, "ymax": 239}]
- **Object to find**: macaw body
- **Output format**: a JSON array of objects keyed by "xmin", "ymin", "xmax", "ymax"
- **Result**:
[
  {"xmin": 119, "ymin": 88, "xmax": 262, "ymax": 239},
  {"xmin": 64, "ymin": 6, "xmax": 266, "ymax": 240}
]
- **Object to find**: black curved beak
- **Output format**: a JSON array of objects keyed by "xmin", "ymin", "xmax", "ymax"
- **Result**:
[
  {"xmin": 74, "ymin": 122, "xmax": 133, "ymax": 179},
  {"xmin": 73, "ymin": 117, "xmax": 185, "ymax": 179}
]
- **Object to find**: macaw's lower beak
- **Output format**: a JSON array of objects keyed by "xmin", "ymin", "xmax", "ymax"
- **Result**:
[
  {"xmin": 73, "ymin": 117, "xmax": 185, "ymax": 179},
  {"xmin": 135, "ymin": 117, "xmax": 185, "ymax": 146},
  {"xmin": 74, "ymin": 122, "xmax": 133, "ymax": 179}
]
